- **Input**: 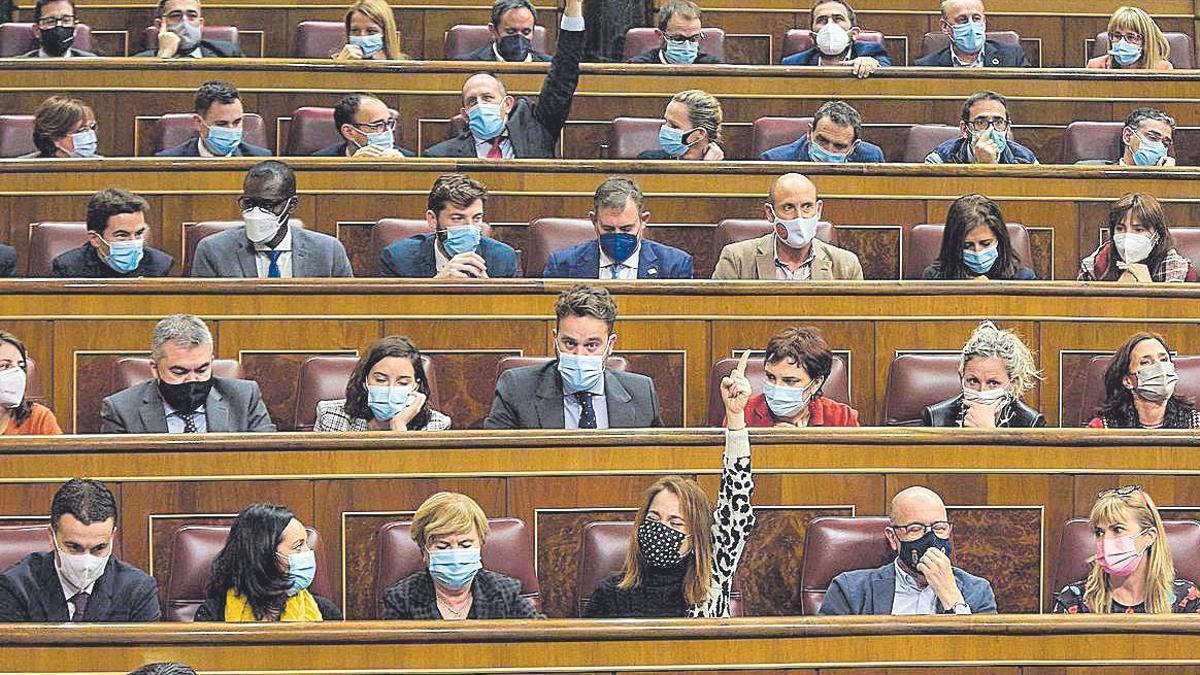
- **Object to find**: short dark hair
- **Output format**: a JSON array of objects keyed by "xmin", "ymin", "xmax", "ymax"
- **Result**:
[
  {"xmin": 555, "ymin": 285, "xmax": 618, "ymax": 332},
  {"xmin": 35, "ymin": 0, "xmax": 76, "ymax": 21},
  {"xmin": 812, "ymin": 0, "xmax": 857, "ymax": 26},
  {"xmin": 343, "ymin": 335, "xmax": 433, "ymax": 430},
  {"xmin": 657, "ymin": 0, "xmax": 702, "ymax": 31},
  {"xmin": 491, "ymin": 0, "xmax": 536, "ymax": 28},
  {"xmin": 813, "ymin": 100, "xmax": 862, "ymax": 141},
  {"xmin": 764, "ymin": 326, "xmax": 833, "ymax": 392},
  {"xmin": 333, "ymin": 92, "xmax": 380, "ymax": 133},
  {"xmin": 128, "ymin": 664, "xmax": 197, "ymax": 675},
  {"xmin": 194, "ymin": 80, "xmax": 239, "ymax": 117},
  {"xmin": 85, "ymin": 188, "xmax": 148, "ymax": 234},
  {"xmin": 961, "ymin": 91, "xmax": 1008, "ymax": 123},
  {"xmin": 154, "ymin": 0, "xmax": 190, "ymax": 17},
  {"xmin": 427, "ymin": 173, "xmax": 488, "ymax": 215},
  {"xmin": 50, "ymin": 478, "xmax": 117, "ymax": 530},
  {"xmin": 246, "ymin": 160, "xmax": 296, "ymax": 196}
]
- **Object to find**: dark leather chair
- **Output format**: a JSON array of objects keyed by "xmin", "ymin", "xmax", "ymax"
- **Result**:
[
  {"xmin": 706, "ymin": 354, "xmax": 850, "ymax": 426},
  {"xmin": 0, "ymin": 114, "xmax": 35, "ymax": 158},
  {"xmin": 149, "ymin": 113, "xmax": 268, "ymax": 155},
  {"xmin": 112, "ymin": 357, "xmax": 241, "ymax": 395},
  {"xmin": 609, "ymin": 117, "xmax": 665, "ymax": 159},
  {"xmin": 1050, "ymin": 518, "xmax": 1200, "ymax": 609},
  {"xmin": 1169, "ymin": 227, "xmax": 1200, "ymax": 269},
  {"xmin": 0, "ymin": 524, "xmax": 52, "ymax": 572},
  {"xmin": 0, "ymin": 23, "xmax": 93, "ymax": 56},
  {"xmin": 621, "ymin": 27, "xmax": 725, "ymax": 61},
  {"xmin": 1064, "ymin": 354, "xmax": 1200, "ymax": 428},
  {"xmin": 525, "ymin": 218, "xmax": 595, "ymax": 278},
  {"xmin": 903, "ymin": 223, "xmax": 1033, "ymax": 280},
  {"xmin": 902, "ymin": 125, "xmax": 962, "ymax": 163},
  {"xmin": 293, "ymin": 21, "xmax": 345, "ymax": 58},
  {"xmin": 26, "ymin": 222, "xmax": 88, "ymax": 277},
  {"xmin": 920, "ymin": 30, "xmax": 1021, "ymax": 59},
  {"xmin": 282, "ymin": 106, "xmax": 401, "ymax": 156},
  {"xmin": 292, "ymin": 353, "xmax": 439, "ymax": 431},
  {"xmin": 374, "ymin": 517, "xmax": 540, "ymax": 618},
  {"xmin": 712, "ymin": 219, "xmax": 835, "ymax": 270},
  {"xmin": 799, "ymin": 516, "xmax": 893, "ymax": 614},
  {"xmin": 882, "ymin": 353, "xmax": 963, "ymax": 425},
  {"xmin": 143, "ymin": 25, "xmax": 238, "ymax": 53},
  {"xmin": 182, "ymin": 219, "xmax": 303, "ymax": 276},
  {"xmin": 751, "ymin": 117, "xmax": 814, "ymax": 158},
  {"xmin": 443, "ymin": 24, "xmax": 547, "ymax": 60},
  {"xmin": 1092, "ymin": 32, "xmax": 1194, "ymax": 69},
  {"xmin": 780, "ymin": 28, "xmax": 883, "ymax": 60},
  {"xmin": 496, "ymin": 356, "xmax": 627, "ymax": 381},
  {"xmin": 1061, "ymin": 121, "xmax": 1124, "ymax": 164},
  {"xmin": 164, "ymin": 524, "xmax": 330, "ymax": 622}
]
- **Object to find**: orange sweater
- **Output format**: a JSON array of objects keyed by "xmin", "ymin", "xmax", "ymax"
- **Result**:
[{"xmin": 1, "ymin": 403, "xmax": 64, "ymax": 435}]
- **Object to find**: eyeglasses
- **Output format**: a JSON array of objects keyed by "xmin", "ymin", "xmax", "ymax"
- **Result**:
[
  {"xmin": 37, "ymin": 15, "xmax": 76, "ymax": 28},
  {"xmin": 163, "ymin": 10, "xmax": 202, "ymax": 21},
  {"xmin": 1109, "ymin": 31, "xmax": 1144, "ymax": 45},
  {"xmin": 354, "ymin": 118, "xmax": 396, "ymax": 133},
  {"xmin": 889, "ymin": 521, "xmax": 953, "ymax": 538},
  {"xmin": 966, "ymin": 117, "xmax": 1011, "ymax": 132},
  {"xmin": 237, "ymin": 196, "xmax": 290, "ymax": 212},
  {"xmin": 664, "ymin": 32, "xmax": 704, "ymax": 44},
  {"xmin": 0, "ymin": 360, "xmax": 26, "ymax": 371},
  {"xmin": 1134, "ymin": 129, "xmax": 1174, "ymax": 147},
  {"xmin": 1098, "ymin": 484, "xmax": 1143, "ymax": 499}
]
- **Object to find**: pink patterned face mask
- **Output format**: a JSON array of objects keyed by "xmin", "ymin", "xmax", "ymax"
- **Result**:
[{"xmin": 1095, "ymin": 528, "xmax": 1152, "ymax": 577}]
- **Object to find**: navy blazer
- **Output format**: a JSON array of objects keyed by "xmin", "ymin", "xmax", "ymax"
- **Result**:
[
  {"xmin": 133, "ymin": 39, "xmax": 243, "ymax": 58},
  {"xmin": 781, "ymin": 40, "xmax": 891, "ymax": 66},
  {"xmin": 915, "ymin": 40, "xmax": 1031, "ymax": 67},
  {"xmin": 543, "ymin": 239, "xmax": 693, "ymax": 279},
  {"xmin": 310, "ymin": 140, "xmax": 415, "ymax": 157},
  {"xmin": 379, "ymin": 232, "xmax": 518, "ymax": 278},
  {"xmin": 926, "ymin": 136, "xmax": 1038, "ymax": 165},
  {"xmin": 156, "ymin": 137, "xmax": 271, "ymax": 157},
  {"xmin": 454, "ymin": 43, "xmax": 551, "ymax": 62},
  {"xmin": 0, "ymin": 551, "xmax": 160, "ymax": 622},
  {"xmin": 0, "ymin": 244, "xmax": 16, "ymax": 277},
  {"xmin": 50, "ymin": 242, "xmax": 174, "ymax": 278},
  {"xmin": 819, "ymin": 561, "xmax": 998, "ymax": 615},
  {"xmin": 761, "ymin": 134, "xmax": 886, "ymax": 162}
]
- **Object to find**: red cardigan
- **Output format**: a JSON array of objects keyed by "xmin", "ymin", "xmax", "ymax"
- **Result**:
[{"xmin": 741, "ymin": 393, "xmax": 860, "ymax": 427}]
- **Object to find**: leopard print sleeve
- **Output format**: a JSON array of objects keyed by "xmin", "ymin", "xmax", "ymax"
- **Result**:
[{"xmin": 691, "ymin": 428, "xmax": 756, "ymax": 618}]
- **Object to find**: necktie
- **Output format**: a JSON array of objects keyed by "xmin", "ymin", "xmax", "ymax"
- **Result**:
[
  {"xmin": 575, "ymin": 392, "xmax": 597, "ymax": 429},
  {"xmin": 181, "ymin": 412, "xmax": 198, "ymax": 433},
  {"xmin": 267, "ymin": 250, "xmax": 283, "ymax": 278},
  {"xmin": 70, "ymin": 591, "xmax": 89, "ymax": 621},
  {"xmin": 486, "ymin": 137, "xmax": 503, "ymax": 159},
  {"xmin": 610, "ymin": 264, "xmax": 621, "ymax": 279}
]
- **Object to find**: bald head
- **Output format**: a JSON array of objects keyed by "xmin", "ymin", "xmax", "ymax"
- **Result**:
[
  {"xmin": 889, "ymin": 486, "xmax": 947, "ymax": 523},
  {"xmin": 769, "ymin": 173, "xmax": 817, "ymax": 205},
  {"xmin": 462, "ymin": 74, "xmax": 508, "ymax": 105}
]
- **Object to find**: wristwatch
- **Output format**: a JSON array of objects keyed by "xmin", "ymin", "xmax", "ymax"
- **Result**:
[{"xmin": 947, "ymin": 602, "xmax": 971, "ymax": 615}]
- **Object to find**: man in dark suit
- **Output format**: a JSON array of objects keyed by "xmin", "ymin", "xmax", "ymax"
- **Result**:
[
  {"xmin": 380, "ymin": 173, "xmax": 517, "ymax": 278},
  {"xmin": 157, "ymin": 81, "xmax": 270, "ymax": 157},
  {"xmin": 626, "ymin": 1, "xmax": 721, "ymax": 65},
  {"xmin": 761, "ymin": 100, "xmax": 885, "ymax": 163},
  {"xmin": 425, "ymin": 0, "xmax": 584, "ymax": 159},
  {"xmin": 485, "ymin": 285, "xmax": 663, "ymax": 429},
  {"xmin": 456, "ymin": 0, "xmax": 551, "ymax": 62},
  {"xmin": 781, "ymin": 0, "xmax": 889, "ymax": 78},
  {"xmin": 311, "ymin": 93, "xmax": 414, "ymax": 159},
  {"xmin": 0, "ymin": 478, "xmax": 159, "ymax": 622},
  {"xmin": 20, "ymin": 0, "xmax": 97, "ymax": 57},
  {"xmin": 133, "ymin": 0, "xmax": 242, "ymax": 58},
  {"xmin": 0, "ymin": 244, "xmax": 16, "ymax": 277},
  {"xmin": 100, "ymin": 314, "xmax": 275, "ymax": 433},
  {"xmin": 51, "ymin": 189, "xmax": 174, "ymax": 278},
  {"xmin": 544, "ymin": 176, "xmax": 693, "ymax": 279},
  {"xmin": 914, "ymin": 0, "xmax": 1029, "ymax": 67}
]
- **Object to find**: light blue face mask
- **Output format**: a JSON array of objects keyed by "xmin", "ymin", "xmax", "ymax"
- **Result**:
[
  {"xmin": 962, "ymin": 244, "xmax": 999, "ymax": 274},
  {"xmin": 428, "ymin": 548, "xmax": 482, "ymax": 591},
  {"xmin": 658, "ymin": 125, "xmax": 694, "ymax": 158},
  {"xmin": 349, "ymin": 33, "xmax": 384, "ymax": 57},
  {"xmin": 1131, "ymin": 132, "xmax": 1168, "ymax": 166},
  {"xmin": 949, "ymin": 20, "xmax": 985, "ymax": 54},
  {"xmin": 441, "ymin": 225, "xmax": 482, "ymax": 257},
  {"xmin": 280, "ymin": 549, "xmax": 316, "ymax": 596},
  {"xmin": 972, "ymin": 128, "xmax": 1008, "ymax": 157},
  {"xmin": 557, "ymin": 351, "xmax": 606, "ymax": 394},
  {"xmin": 101, "ymin": 238, "xmax": 145, "ymax": 274},
  {"xmin": 663, "ymin": 39, "xmax": 699, "ymax": 64},
  {"xmin": 366, "ymin": 384, "xmax": 414, "ymax": 421},
  {"xmin": 70, "ymin": 128, "xmax": 98, "ymax": 157},
  {"xmin": 808, "ymin": 134, "xmax": 851, "ymax": 163},
  {"xmin": 762, "ymin": 380, "xmax": 817, "ymax": 418},
  {"xmin": 468, "ymin": 102, "xmax": 505, "ymax": 141},
  {"xmin": 204, "ymin": 124, "xmax": 243, "ymax": 156},
  {"xmin": 1108, "ymin": 39, "xmax": 1142, "ymax": 66},
  {"xmin": 363, "ymin": 128, "xmax": 394, "ymax": 150}
]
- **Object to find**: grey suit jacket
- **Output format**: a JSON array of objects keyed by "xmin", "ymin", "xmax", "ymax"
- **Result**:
[
  {"xmin": 712, "ymin": 234, "xmax": 863, "ymax": 281},
  {"xmin": 190, "ymin": 224, "xmax": 353, "ymax": 278},
  {"xmin": 99, "ymin": 377, "xmax": 276, "ymax": 434},
  {"xmin": 819, "ymin": 561, "xmax": 998, "ymax": 615},
  {"xmin": 483, "ymin": 361, "xmax": 662, "ymax": 429}
]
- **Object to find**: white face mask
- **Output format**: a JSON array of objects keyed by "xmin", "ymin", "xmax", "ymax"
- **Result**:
[
  {"xmin": 771, "ymin": 204, "xmax": 821, "ymax": 249},
  {"xmin": 963, "ymin": 386, "xmax": 1010, "ymax": 406},
  {"xmin": 242, "ymin": 207, "xmax": 285, "ymax": 244},
  {"xmin": 815, "ymin": 23, "xmax": 851, "ymax": 56},
  {"xmin": 53, "ymin": 532, "xmax": 111, "ymax": 593},
  {"xmin": 1113, "ymin": 232, "xmax": 1155, "ymax": 264},
  {"xmin": 0, "ymin": 366, "xmax": 26, "ymax": 408}
]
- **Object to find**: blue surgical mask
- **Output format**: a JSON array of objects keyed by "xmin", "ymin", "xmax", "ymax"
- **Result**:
[
  {"xmin": 1132, "ymin": 132, "xmax": 1168, "ymax": 166},
  {"xmin": 280, "ymin": 549, "xmax": 316, "ymax": 596},
  {"xmin": 1108, "ymin": 39, "xmax": 1142, "ymax": 66},
  {"xmin": 763, "ymin": 380, "xmax": 817, "ymax": 418},
  {"xmin": 808, "ymin": 135, "xmax": 851, "ymax": 163},
  {"xmin": 658, "ymin": 125, "xmax": 694, "ymax": 158},
  {"xmin": 557, "ymin": 351, "xmax": 606, "ymax": 394},
  {"xmin": 599, "ymin": 232, "xmax": 639, "ymax": 264},
  {"xmin": 428, "ymin": 548, "xmax": 482, "ymax": 590},
  {"xmin": 962, "ymin": 244, "xmax": 999, "ymax": 274},
  {"xmin": 349, "ymin": 33, "xmax": 384, "ymax": 57},
  {"xmin": 204, "ymin": 124, "xmax": 243, "ymax": 156},
  {"xmin": 70, "ymin": 128, "xmax": 98, "ymax": 157},
  {"xmin": 468, "ymin": 102, "xmax": 505, "ymax": 141},
  {"xmin": 663, "ymin": 39, "xmax": 699, "ymax": 64},
  {"xmin": 363, "ymin": 128, "xmax": 394, "ymax": 150},
  {"xmin": 949, "ymin": 20, "xmax": 985, "ymax": 54},
  {"xmin": 102, "ymin": 238, "xmax": 145, "ymax": 274},
  {"xmin": 441, "ymin": 225, "xmax": 482, "ymax": 257},
  {"xmin": 367, "ymin": 384, "xmax": 415, "ymax": 421}
]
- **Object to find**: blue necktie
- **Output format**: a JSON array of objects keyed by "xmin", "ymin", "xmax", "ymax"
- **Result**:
[
  {"xmin": 267, "ymin": 250, "xmax": 282, "ymax": 278},
  {"xmin": 575, "ymin": 392, "xmax": 596, "ymax": 429}
]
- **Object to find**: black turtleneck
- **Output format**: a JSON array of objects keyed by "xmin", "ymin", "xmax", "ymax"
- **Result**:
[{"xmin": 583, "ymin": 564, "xmax": 690, "ymax": 618}]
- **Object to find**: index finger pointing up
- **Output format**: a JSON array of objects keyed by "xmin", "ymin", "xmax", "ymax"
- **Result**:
[{"xmin": 734, "ymin": 349, "xmax": 751, "ymax": 378}]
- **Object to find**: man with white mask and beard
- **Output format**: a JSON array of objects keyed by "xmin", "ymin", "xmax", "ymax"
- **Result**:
[
  {"xmin": 780, "ymin": 0, "xmax": 890, "ymax": 78},
  {"xmin": 0, "ymin": 479, "xmax": 160, "ymax": 621},
  {"xmin": 134, "ymin": 0, "xmax": 243, "ymax": 57},
  {"xmin": 712, "ymin": 173, "xmax": 863, "ymax": 280},
  {"xmin": 191, "ymin": 160, "xmax": 353, "ymax": 278}
]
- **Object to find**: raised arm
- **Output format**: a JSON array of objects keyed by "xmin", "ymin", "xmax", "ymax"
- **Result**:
[{"xmin": 531, "ymin": 0, "xmax": 585, "ymax": 135}]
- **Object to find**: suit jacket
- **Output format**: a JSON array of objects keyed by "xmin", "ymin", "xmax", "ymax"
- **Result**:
[
  {"xmin": 19, "ymin": 47, "xmax": 97, "ymax": 57},
  {"xmin": 712, "ymin": 233, "xmax": 863, "ymax": 280},
  {"xmin": 819, "ymin": 561, "xmax": 998, "ymax": 615},
  {"xmin": 50, "ymin": 242, "xmax": 174, "ymax": 278},
  {"xmin": 915, "ymin": 40, "xmax": 1030, "ymax": 67},
  {"xmin": 0, "ymin": 244, "xmax": 16, "ymax": 277},
  {"xmin": 156, "ymin": 137, "xmax": 271, "ymax": 157},
  {"xmin": 381, "ymin": 568, "xmax": 541, "ymax": 619},
  {"xmin": 780, "ymin": 40, "xmax": 891, "ymax": 66},
  {"xmin": 425, "ymin": 27, "xmax": 583, "ymax": 159},
  {"xmin": 191, "ymin": 224, "xmax": 353, "ymax": 278},
  {"xmin": 310, "ymin": 140, "xmax": 414, "ymax": 157},
  {"xmin": 626, "ymin": 48, "xmax": 722, "ymax": 64},
  {"xmin": 0, "ymin": 551, "xmax": 160, "ymax": 622},
  {"xmin": 133, "ymin": 39, "xmax": 243, "ymax": 58},
  {"xmin": 760, "ymin": 134, "xmax": 886, "ymax": 162},
  {"xmin": 454, "ymin": 43, "xmax": 551, "ymax": 62},
  {"xmin": 484, "ymin": 361, "xmax": 663, "ymax": 429},
  {"xmin": 543, "ymin": 239, "xmax": 693, "ymax": 279},
  {"xmin": 379, "ymin": 232, "xmax": 518, "ymax": 278},
  {"xmin": 922, "ymin": 394, "xmax": 1046, "ymax": 428},
  {"xmin": 99, "ymin": 376, "xmax": 277, "ymax": 434}
]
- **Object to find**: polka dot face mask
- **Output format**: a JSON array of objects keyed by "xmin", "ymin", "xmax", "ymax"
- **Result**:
[{"xmin": 637, "ymin": 519, "xmax": 687, "ymax": 569}]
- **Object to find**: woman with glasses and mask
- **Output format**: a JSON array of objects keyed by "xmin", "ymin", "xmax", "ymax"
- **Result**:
[
  {"xmin": 641, "ymin": 89, "xmax": 725, "ymax": 161},
  {"xmin": 194, "ymin": 503, "xmax": 341, "ymax": 622},
  {"xmin": 334, "ymin": 0, "xmax": 407, "ymax": 61},
  {"xmin": 584, "ymin": 351, "xmax": 755, "ymax": 618},
  {"xmin": 0, "ymin": 331, "xmax": 62, "ymax": 435},
  {"xmin": 923, "ymin": 194, "xmax": 1036, "ymax": 280},
  {"xmin": 1078, "ymin": 193, "xmax": 1196, "ymax": 283},
  {"xmin": 22, "ymin": 95, "xmax": 99, "ymax": 158},
  {"xmin": 1087, "ymin": 6, "xmax": 1173, "ymax": 70},
  {"xmin": 923, "ymin": 321, "xmax": 1045, "ymax": 428},
  {"xmin": 1087, "ymin": 332, "xmax": 1200, "ymax": 429},
  {"xmin": 740, "ymin": 326, "xmax": 859, "ymax": 428},
  {"xmin": 1054, "ymin": 486, "xmax": 1200, "ymax": 613}
]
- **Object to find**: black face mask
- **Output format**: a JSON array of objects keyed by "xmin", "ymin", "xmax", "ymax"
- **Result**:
[
  {"xmin": 637, "ymin": 519, "xmax": 687, "ymax": 570},
  {"xmin": 897, "ymin": 529, "xmax": 953, "ymax": 572},
  {"xmin": 496, "ymin": 34, "xmax": 532, "ymax": 62},
  {"xmin": 158, "ymin": 378, "xmax": 213, "ymax": 413},
  {"xmin": 39, "ymin": 26, "xmax": 75, "ymax": 56}
]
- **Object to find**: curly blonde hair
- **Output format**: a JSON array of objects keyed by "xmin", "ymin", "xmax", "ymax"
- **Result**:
[{"xmin": 959, "ymin": 321, "xmax": 1042, "ymax": 395}]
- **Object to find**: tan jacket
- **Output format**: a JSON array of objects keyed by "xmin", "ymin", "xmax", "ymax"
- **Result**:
[{"xmin": 711, "ymin": 233, "xmax": 864, "ymax": 280}]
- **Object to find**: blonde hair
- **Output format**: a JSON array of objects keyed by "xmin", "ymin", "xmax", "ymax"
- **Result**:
[
  {"xmin": 959, "ymin": 320, "xmax": 1042, "ymax": 395},
  {"xmin": 342, "ymin": 0, "xmax": 406, "ymax": 60},
  {"xmin": 1083, "ymin": 488, "xmax": 1176, "ymax": 613},
  {"xmin": 1107, "ymin": 6, "xmax": 1169, "ymax": 68},
  {"xmin": 671, "ymin": 89, "xmax": 724, "ymax": 146},
  {"xmin": 618, "ymin": 476, "xmax": 714, "ymax": 607},
  {"xmin": 410, "ymin": 492, "xmax": 490, "ymax": 552}
]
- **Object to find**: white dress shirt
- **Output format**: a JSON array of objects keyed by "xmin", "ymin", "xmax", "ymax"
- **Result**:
[
  {"xmin": 58, "ymin": 569, "xmax": 98, "ymax": 619},
  {"xmin": 38, "ymin": 47, "xmax": 73, "ymax": 57},
  {"xmin": 891, "ymin": 559, "xmax": 939, "ymax": 615},
  {"xmin": 598, "ymin": 245, "xmax": 640, "ymax": 280},
  {"xmin": 563, "ymin": 374, "xmax": 609, "ymax": 429},
  {"xmin": 163, "ymin": 402, "xmax": 209, "ymax": 433},
  {"xmin": 253, "ymin": 227, "xmax": 293, "ymax": 278}
]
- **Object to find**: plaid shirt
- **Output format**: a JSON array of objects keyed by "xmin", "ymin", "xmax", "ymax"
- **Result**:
[
  {"xmin": 312, "ymin": 399, "xmax": 451, "ymax": 432},
  {"xmin": 1078, "ymin": 241, "xmax": 1197, "ymax": 282},
  {"xmin": 380, "ymin": 568, "xmax": 541, "ymax": 620}
]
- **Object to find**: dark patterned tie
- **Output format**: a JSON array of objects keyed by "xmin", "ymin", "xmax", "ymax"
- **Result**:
[
  {"xmin": 575, "ymin": 392, "xmax": 596, "ymax": 429},
  {"xmin": 70, "ymin": 591, "xmax": 89, "ymax": 621},
  {"xmin": 181, "ymin": 412, "xmax": 198, "ymax": 433},
  {"xmin": 267, "ymin": 250, "xmax": 283, "ymax": 278}
]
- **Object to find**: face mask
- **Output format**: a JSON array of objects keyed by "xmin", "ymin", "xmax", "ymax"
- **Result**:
[
  {"xmin": 367, "ymin": 384, "xmax": 415, "ymax": 421},
  {"xmin": 496, "ymin": 33, "xmax": 532, "ymax": 62},
  {"xmin": 1108, "ymin": 39, "xmax": 1142, "ymax": 66},
  {"xmin": 637, "ymin": 519, "xmax": 687, "ymax": 569},
  {"xmin": 1131, "ymin": 360, "xmax": 1178, "ymax": 403},
  {"xmin": 771, "ymin": 205, "xmax": 821, "ymax": 250},
  {"xmin": 157, "ymin": 378, "xmax": 213, "ymax": 413},
  {"xmin": 962, "ymin": 244, "xmax": 999, "ymax": 274},
  {"xmin": 349, "ymin": 33, "xmax": 384, "ymax": 57},
  {"xmin": 599, "ymin": 232, "xmax": 639, "ymax": 264},
  {"xmin": 897, "ymin": 528, "xmax": 953, "ymax": 571},
  {"xmin": 949, "ymin": 19, "xmax": 985, "ymax": 54},
  {"xmin": 70, "ymin": 129, "xmax": 98, "ymax": 158},
  {"xmin": 658, "ymin": 125, "xmax": 696, "ymax": 158},
  {"xmin": 1095, "ymin": 528, "xmax": 1151, "ymax": 577},
  {"xmin": 663, "ymin": 39, "xmax": 699, "ymax": 64},
  {"xmin": 1131, "ymin": 133, "xmax": 1168, "ymax": 167},
  {"xmin": 1112, "ymin": 232, "xmax": 1155, "ymax": 264},
  {"xmin": 808, "ymin": 135, "xmax": 850, "ymax": 163},
  {"xmin": 204, "ymin": 124, "xmax": 243, "ymax": 156},
  {"xmin": 440, "ymin": 225, "xmax": 482, "ymax": 257},
  {"xmin": 169, "ymin": 19, "xmax": 203, "ymax": 54},
  {"xmin": 279, "ymin": 549, "xmax": 316, "ymax": 595},
  {"xmin": 242, "ymin": 207, "xmax": 287, "ymax": 244},
  {"xmin": 963, "ymin": 385, "xmax": 1009, "ymax": 408},
  {"xmin": 557, "ymin": 351, "xmax": 606, "ymax": 394},
  {"xmin": 763, "ymin": 380, "xmax": 817, "ymax": 418},
  {"xmin": 468, "ymin": 102, "xmax": 505, "ymax": 141},
  {"xmin": 101, "ymin": 238, "xmax": 145, "ymax": 274},
  {"xmin": 428, "ymin": 548, "xmax": 482, "ymax": 590},
  {"xmin": 360, "ymin": 127, "xmax": 395, "ymax": 151},
  {"xmin": 53, "ymin": 533, "xmax": 111, "ymax": 593},
  {"xmin": 971, "ymin": 128, "xmax": 1008, "ymax": 157},
  {"xmin": 40, "ymin": 25, "xmax": 75, "ymax": 56},
  {"xmin": 815, "ymin": 23, "xmax": 851, "ymax": 56},
  {"xmin": 0, "ymin": 366, "xmax": 26, "ymax": 408}
]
